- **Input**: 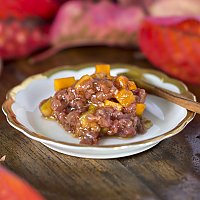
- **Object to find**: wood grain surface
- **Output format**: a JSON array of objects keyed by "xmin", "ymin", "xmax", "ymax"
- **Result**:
[{"xmin": 0, "ymin": 47, "xmax": 200, "ymax": 200}]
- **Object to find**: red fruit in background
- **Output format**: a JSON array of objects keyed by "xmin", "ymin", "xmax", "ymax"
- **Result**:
[
  {"xmin": 31, "ymin": 0, "xmax": 145, "ymax": 63},
  {"xmin": 139, "ymin": 17, "xmax": 200, "ymax": 84},
  {"xmin": 0, "ymin": 0, "xmax": 63, "ymax": 20},
  {"xmin": 0, "ymin": 166, "xmax": 45, "ymax": 200},
  {"xmin": 0, "ymin": 18, "xmax": 49, "ymax": 60},
  {"xmin": 50, "ymin": 1, "xmax": 145, "ymax": 46}
]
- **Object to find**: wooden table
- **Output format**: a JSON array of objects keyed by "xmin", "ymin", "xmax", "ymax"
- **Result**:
[{"xmin": 0, "ymin": 47, "xmax": 200, "ymax": 200}]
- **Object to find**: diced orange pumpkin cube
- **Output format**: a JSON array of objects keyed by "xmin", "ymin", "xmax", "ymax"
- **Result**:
[
  {"xmin": 104, "ymin": 100, "xmax": 122, "ymax": 111},
  {"xmin": 136, "ymin": 103, "xmax": 146, "ymax": 116},
  {"xmin": 115, "ymin": 76, "xmax": 129, "ymax": 89},
  {"xmin": 115, "ymin": 89, "xmax": 135, "ymax": 107},
  {"xmin": 40, "ymin": 98, "xmax": 53, "ymax": 117},
  {"xmin": 128, "ymin": 81, "xmax": 137, "ymax": 90},
  {"xmin": 95, "ymin": 64, "xmax": 110, "ymax": 75},
  {"xmin": 54, "ymin": 77, "xmax": 75, "ymax": 91},
  {"xmin": 75, "ymin": 75, "xmax": 92, "ymax": 89}
]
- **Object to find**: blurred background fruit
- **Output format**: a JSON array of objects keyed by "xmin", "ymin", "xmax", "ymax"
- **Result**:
[
  {"xmin": 0, "ymin": 165, "xmax": 45, "ymax": 200},
  {"xmin": 0, "ymin": 0, "xmax": 200, "ymax": 84},
  {"xmin": 139, "ymin": 17, "xmax": 200, "ymax": 84},
  {"xmin": 50, "ymin": 1, "xmax": 145, "ymax": 46},
  {"xmin": 0, "ymin": 0, "xmax": 63, "ymax": 20},
  {"xmin": 0, "ymin": 18, "xmax": 49, "ymax": 59}
]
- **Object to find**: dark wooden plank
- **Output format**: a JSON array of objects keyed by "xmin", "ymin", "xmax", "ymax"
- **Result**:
[
  {"xmin": 119, "ymin": 115, "xmax": 200, "ymax": 200},
  {"xmin": 0, "ymin": 123, "xmax": 159, "ymax": 200}
]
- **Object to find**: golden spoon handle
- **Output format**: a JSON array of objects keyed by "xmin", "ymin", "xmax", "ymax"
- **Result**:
[{"xmin": 134, "ymin": 79, "xmax": 200, "ymax": 114}]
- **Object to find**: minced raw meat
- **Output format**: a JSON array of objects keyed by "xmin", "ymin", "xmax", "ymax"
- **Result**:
[{"xmin": 48, "ymin": 73, "xmax": 150, "ymax": 145}]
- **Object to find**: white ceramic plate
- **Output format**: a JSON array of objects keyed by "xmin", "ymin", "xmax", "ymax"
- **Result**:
[{"xmin": 2, "ymin": 64, "xmax": 196, "ymax": 159}]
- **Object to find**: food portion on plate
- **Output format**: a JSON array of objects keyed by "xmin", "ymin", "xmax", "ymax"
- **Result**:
[{"xmin": 39, "ymin": 65, "xmax": 151, "ymax": 145}]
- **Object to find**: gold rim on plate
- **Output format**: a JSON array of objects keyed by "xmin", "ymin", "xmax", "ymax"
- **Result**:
[{"xmin": 2, "ymin": 64, "xmax": 196, "ymax": 149}]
